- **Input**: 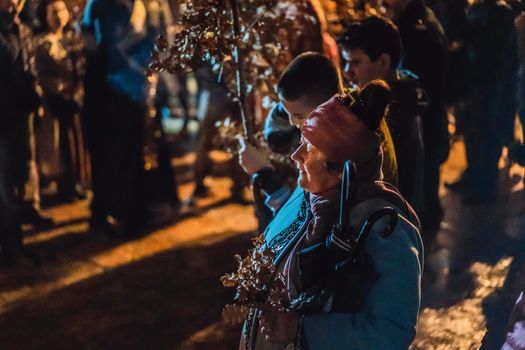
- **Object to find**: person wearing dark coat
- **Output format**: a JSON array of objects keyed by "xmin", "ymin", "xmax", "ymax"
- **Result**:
[
  {"xmin": 383, "ymin": 0, "xmax": 449, "ymax": 229},
  {"xmin": 447, "ymin": 0, "xmax": 518, "ymax": 204},
  {"xmin": 338, "ymin": 15, "xmax": 426, "ymax": 215},
  {"xmin": 0, "ymin": 0, "xmax": 42, "ymax": 265},
  {"xmin": 82, "ymin": 0, "xmax": 153, "ymax": 234}
]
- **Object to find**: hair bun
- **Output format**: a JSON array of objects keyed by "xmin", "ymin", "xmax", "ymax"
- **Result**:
[{"xmin": 358, "ymin": 80, "xmax": 391, "ymax": 131}]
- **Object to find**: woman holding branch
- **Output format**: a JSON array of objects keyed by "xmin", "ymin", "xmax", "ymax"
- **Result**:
[{"xmin": 238, "ymin": 81, "xmax": 423, "ymax": 349}]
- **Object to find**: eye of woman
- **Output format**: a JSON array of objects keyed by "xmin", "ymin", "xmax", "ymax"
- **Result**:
[{"xmin": 305, "ymin": 141, "xmax": 318, "ymax": 154}]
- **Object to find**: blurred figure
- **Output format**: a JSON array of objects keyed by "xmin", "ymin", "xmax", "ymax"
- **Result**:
[
  {"xmin": 0, "ymin": 0, "xmax": 42, "ymax": 265},
  {"xmin": 383, "ymin": 0, "xmax": 449, "ymax": 230},
  {"xmin": 82, "ymin": 0, "xmax": 154, "ymax": 234},
  {"xmin": 309, "ymin": 0, "xmax": 340, "ymax": 67},
  {"xmin": 502, "ymin": 291, "xmax": 525, "ymax": 350},
  {"xmin": 513, "ymin": 12, "xmax": 525, "ymax": 163},
  {"xmin": 1, "ymin": 0, "xmax": 54, "ymax": 232},
  {"xmin": 34, "ymin": 0, "xmax": 88, "ymax": 202},
  {"xmin": 189, "ymin": 69, "xmax": 249, "ymax": 203},
  {"xmin": 142, "ymin": 0, "xmax": 180, "ymax": 209},
  {"xmin": 189, "ymin": 0, "xmax": 326, "ymax": 205},
  {"xmin": 447, "ymin": 0, "xmax": 518, "ymax": 204},
  {"xmin": 428, "ymin": 0, "xmax": 469, "ymax": 43},
  {"xmin": 18, "ymin": 0, "xmax": 36, "ymax": 27},
  {"xmin": 339, "ymin": 15, "xmax": 426, "ymax": 215},
  {"xmin": 429, "ymin": 0, "xmax": 470, "ymax": 109}
]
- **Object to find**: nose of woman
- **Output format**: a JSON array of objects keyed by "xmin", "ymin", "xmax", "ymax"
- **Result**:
[{"xmin": 291, "ymin": 142, "xmax": 307, "ymax": 165}]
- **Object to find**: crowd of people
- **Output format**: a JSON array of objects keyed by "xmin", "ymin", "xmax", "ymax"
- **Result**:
[
  {"xmin": 235, "ymin": 0, "xmax": 525, "ymax": 348},
  {"xmin": 0, "ymin": 0, "xmax": 186, "ymax": 266},
  {"xmin": 1, "ymin": 0, "xmax": 525, "ymax": 347}
]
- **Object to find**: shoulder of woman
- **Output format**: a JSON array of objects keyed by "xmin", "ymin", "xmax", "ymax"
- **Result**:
[
  {"xmin": 349, "ymin": 198, "xmax": 423, "ymax": 256},
  {"xmin": 345, "ymin": 200, "xmax": 424, "ymax": 287}
]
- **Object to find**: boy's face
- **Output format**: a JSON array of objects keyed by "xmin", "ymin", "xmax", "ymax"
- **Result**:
[
  {"xmin": 341, "ymin": 48, "xmax": 386, "ymax": 86},
  {"xmin": 281, "ymin": 95, "xmax": 318, "ymax": 128}
]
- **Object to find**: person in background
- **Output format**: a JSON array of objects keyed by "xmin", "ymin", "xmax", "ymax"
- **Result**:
[
  {"xmin": 1, "ymin": 0, "xmax": 55, "ymax": 233},
  {"xmin": 34, "ymin": 0, "xmax": 88, "ymax": 203},
  {"xmin": 18, "ymin": 0, "xmax": 35, "ymax": 27},
  {"xmin": 447, "ymin": 0, "xmax": 518, "ymax": 204},
  {"xmin": 508, "ymin": 11, "xmax": 525, "ymax": 177},
  {"xmin": 141, "ymin": 0, "xmax": 181, "ymax": 210},
  {"xmin": 187, "ymin": 68, "xmax": 249, "ymax": 204},
  {"xmin": 516, "ymin": 8, "xmax": 525, "ymax": 124},
  {"xmin": 502, "ymin": 291, "xmax": 525, "ymax": 350},
  {"xmin": 0, "ymin": 0, "xmax": 43, "ymax": 265},
  {"xmin": 338, "ymin": 15, "xmax": 426, "ymax": 216},
  {"xmin": 309, "ymin": 0, "xmax": 340, "ymax": 68},
  {"xmin": 382, "ymin": 0, "xmax": 449, "ymax": 230},
  {"xmin": 82, "ymin": 0, "xmax": 153, "ymax": 235}
]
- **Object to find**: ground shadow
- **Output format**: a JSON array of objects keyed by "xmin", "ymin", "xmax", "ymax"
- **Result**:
[
  {"xmin": 0, "ymin": 233, "xmax": 253, "ymax": 350},
  {"xmin": 0, "ymin": 196, "xmax": 253, "ymax": 293},
  {"xmin": 421, "ymin": 176, "xmax": 525, "ymax": 310},
  {"xmin": 22, "ymin": 216, "xmax": 90, "ymax": 237}
]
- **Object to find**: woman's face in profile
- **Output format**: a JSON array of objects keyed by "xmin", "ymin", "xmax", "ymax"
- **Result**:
[{"xmin": 291, "ymin": 139, "xmax": 341, "ymax": 194}]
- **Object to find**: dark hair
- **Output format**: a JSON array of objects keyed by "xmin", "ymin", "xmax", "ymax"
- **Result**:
[
  {"xmin": 35, "ymin": 0, "xmax": 69, "ymax": 35},
  {"xmin": 277, "ymin": 52, "xmax": 340, "ymax": 105},
  {"xmin": 338, "ymin": 15, "xmax": 402, "ymax": 70}
]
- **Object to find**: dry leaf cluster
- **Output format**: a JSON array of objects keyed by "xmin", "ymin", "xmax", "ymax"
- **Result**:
[
  {"xmin": 221, "ymin": 235, "xmax": 289, "ymax": 324},
  {"xmin": 148, "ymin": 0, "xmax": 320, "ymax": 102},
  {"xmin": 213, "ymin": 117, "xmax": 295, "ymax": 172}
]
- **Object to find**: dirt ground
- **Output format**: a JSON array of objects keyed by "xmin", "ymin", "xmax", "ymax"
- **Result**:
[{"xmin": 1, "ymin": 141, "xmax": 525, "ymax": 349}]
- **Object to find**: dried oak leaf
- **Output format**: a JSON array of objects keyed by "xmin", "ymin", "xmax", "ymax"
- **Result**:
[
  {"xmin": 222, "ymin": 304, "xmax": 249, "ymax": 325},
  {"xmin": 252, "ymin": 234, "xmax": 265, "ymax": 247},
  {"xmin": 220, "ymin": 273, "xmax": 238, "ymax": 288}
]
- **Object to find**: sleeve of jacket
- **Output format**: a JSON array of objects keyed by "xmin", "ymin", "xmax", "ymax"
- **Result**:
[
  {"xmin": 302, "ymin": 218, "xmax": 423, "ymax": 350},
  {"xmin": 0, "ymin": 35, "xmax": 38, "ymax": 122},
  {"xmin": 263, "ymin": 101, "xmax": 300, "ymax": 155}
]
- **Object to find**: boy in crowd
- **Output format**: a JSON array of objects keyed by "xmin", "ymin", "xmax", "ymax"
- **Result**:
[
  {"xmin": 238, "ymin": 52, "xmax": 340, "ymax": 219},
  {"xmin": 339, "ymin": 15, "xmax": 426, "ymax": 216}
]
